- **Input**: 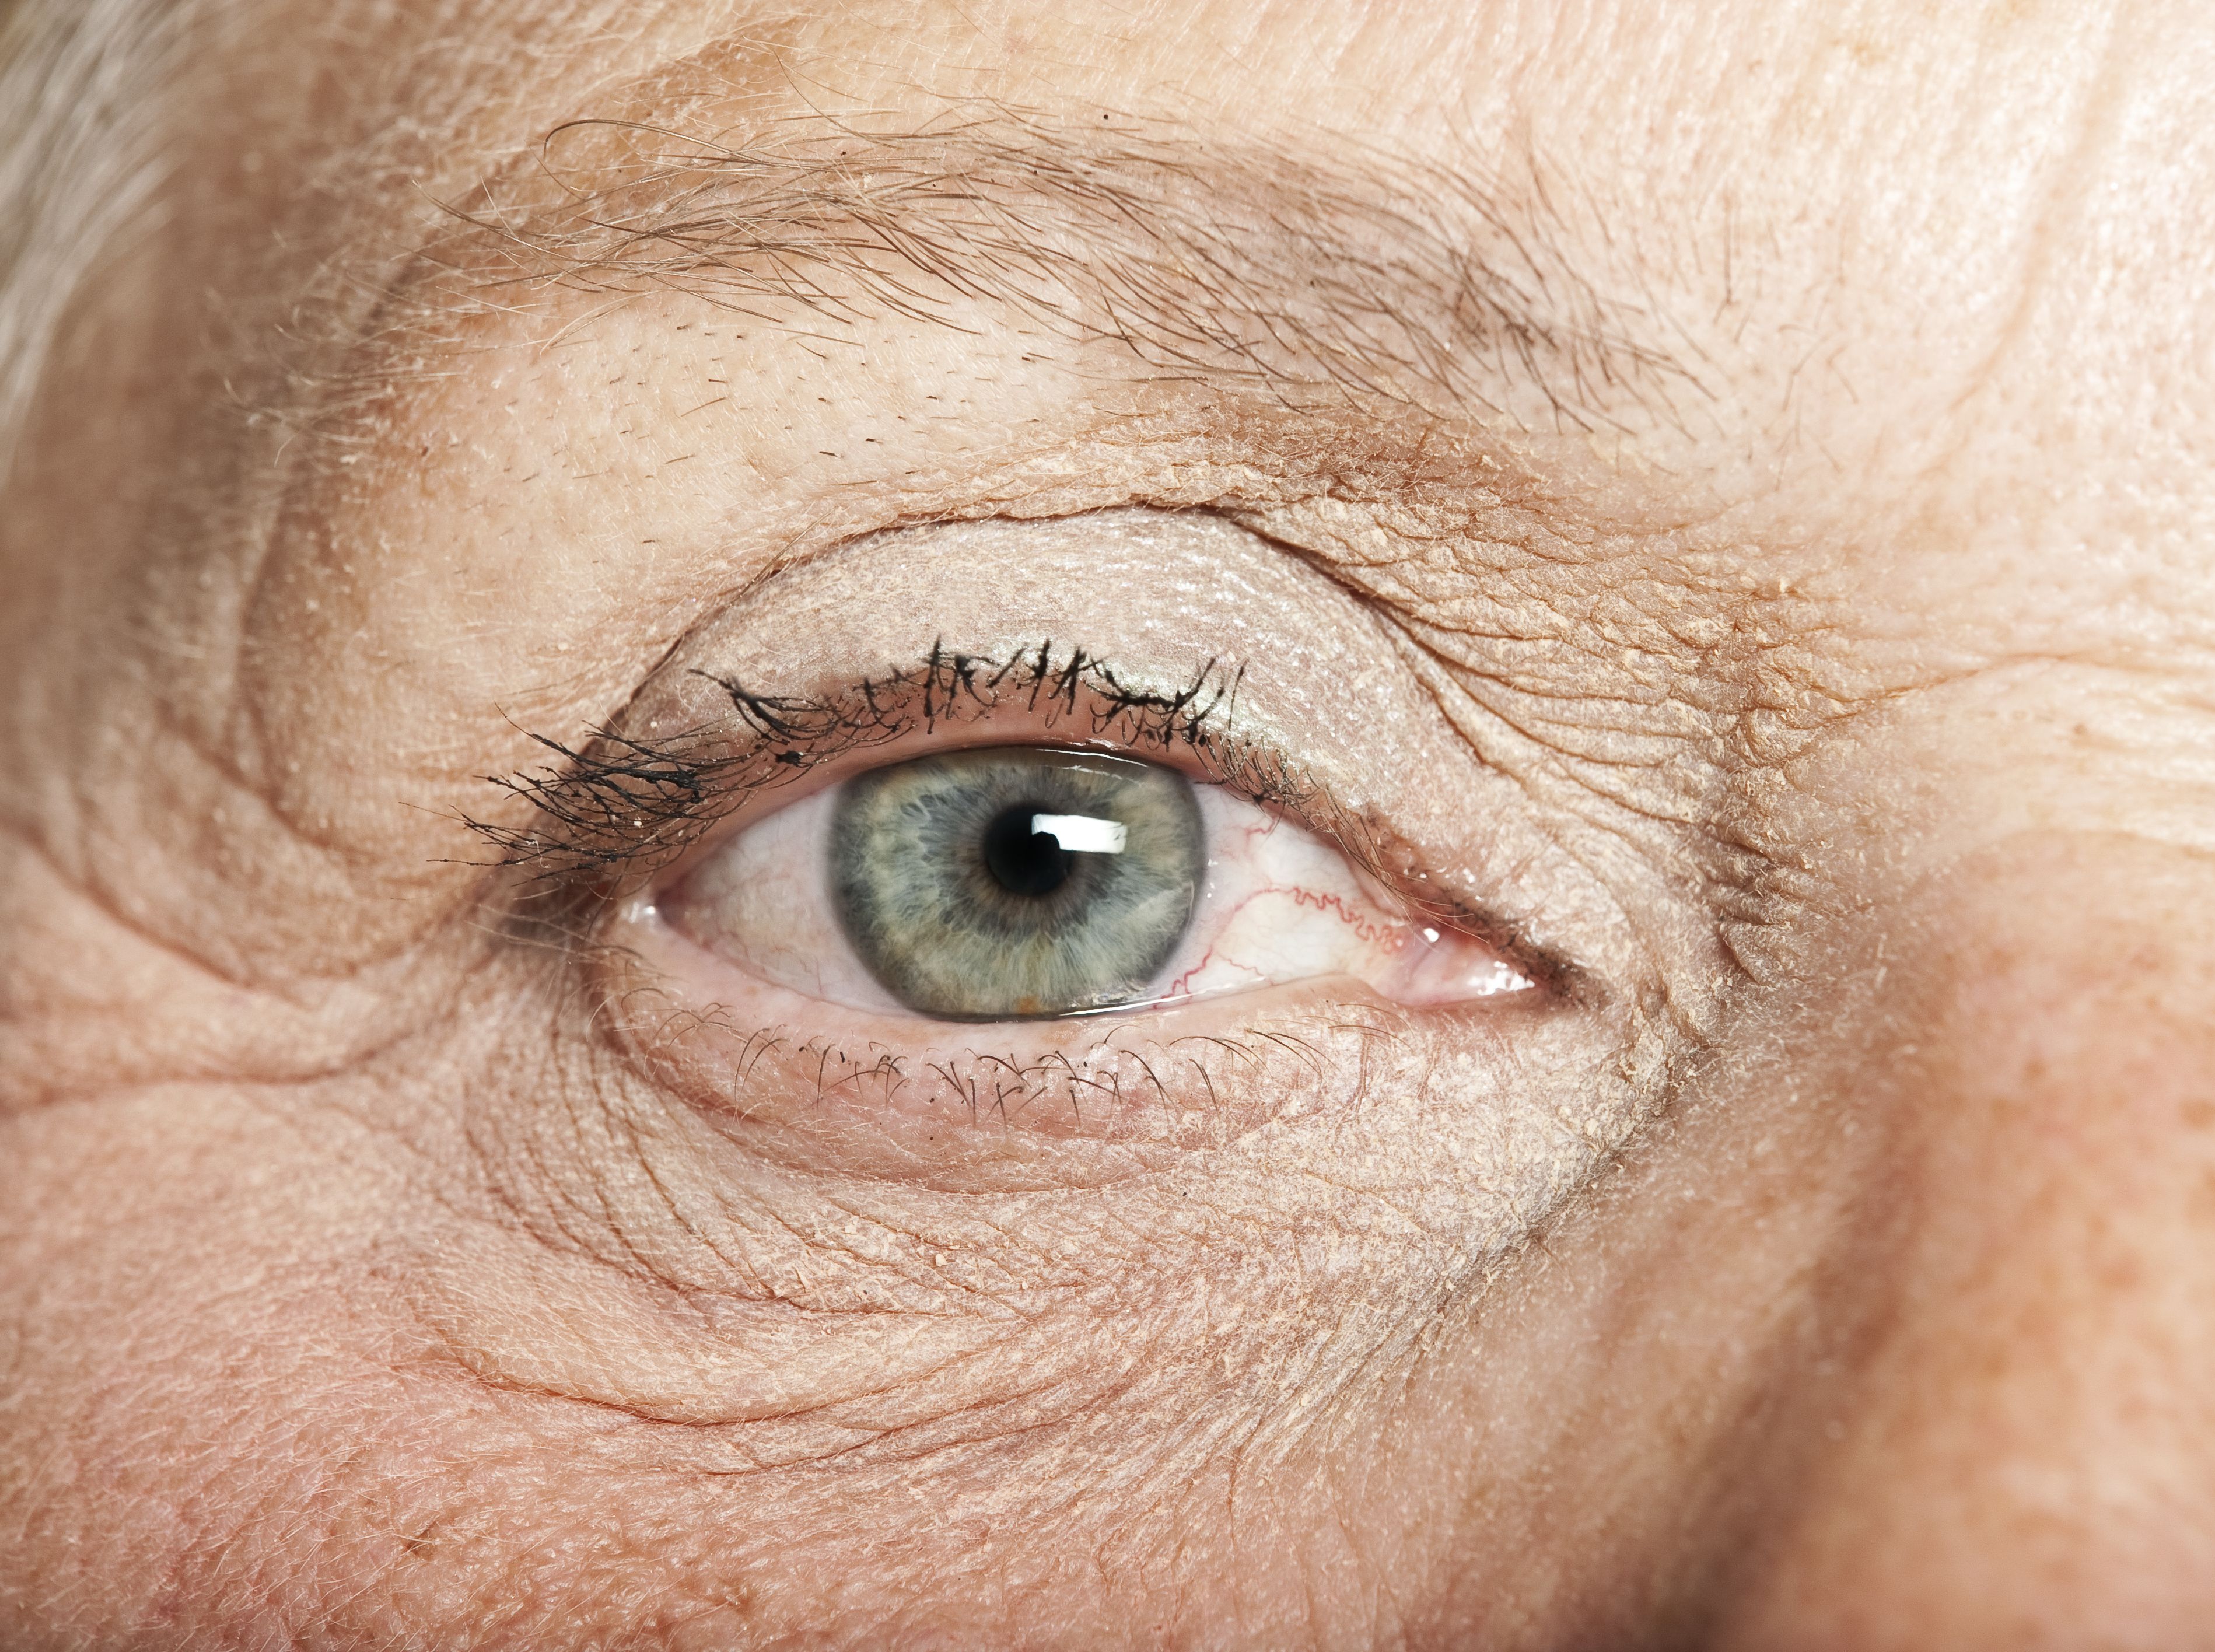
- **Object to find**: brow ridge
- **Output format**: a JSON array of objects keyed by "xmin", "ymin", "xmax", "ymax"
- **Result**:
[{"xmin": 404, "ymin": 104, "xmax": 1700, "ymax": 437}]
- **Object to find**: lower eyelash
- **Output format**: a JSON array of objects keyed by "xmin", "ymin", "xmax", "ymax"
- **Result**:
[
  {"xmin": 613, "ymin": 993, "xmax": 1411, "ymax": 1141},
  {"xmin": 653, "ymin": 1019, "xmax": 1210, "ymax": 1125}
]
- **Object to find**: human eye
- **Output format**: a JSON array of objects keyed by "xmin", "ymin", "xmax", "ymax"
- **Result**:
[
  {"xmin": 472, "ymin": 514, "xmax": 1577, "ymax": 1168},
  {"xmin": 642, "ymin": 731, "xmax": 1527, "ymax": 1025}
]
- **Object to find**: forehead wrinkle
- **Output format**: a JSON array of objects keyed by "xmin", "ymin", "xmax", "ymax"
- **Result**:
[{"xmin": 359, "ymin": 96, "xmax": 1707, "ymax": 444}]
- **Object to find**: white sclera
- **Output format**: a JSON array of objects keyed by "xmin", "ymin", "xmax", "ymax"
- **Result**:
[{"xmin": 656, "ymin": 772, "xmax": 1532, "ymax": 1019}]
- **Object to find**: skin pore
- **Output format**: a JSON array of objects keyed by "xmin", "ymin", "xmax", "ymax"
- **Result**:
[{"xmin": 3, "ymin": 0, "xmax": 2214, "ymax": 1646}]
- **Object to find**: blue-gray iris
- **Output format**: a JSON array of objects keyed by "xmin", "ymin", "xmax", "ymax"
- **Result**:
[{"xmin": 830, "ymin": 747, "xmax": 1205, "ymax": 1020}]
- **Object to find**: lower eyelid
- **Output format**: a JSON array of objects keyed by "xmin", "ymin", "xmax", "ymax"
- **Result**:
[{"xmin": 588, "ymin": 928, "xmax": 1440, "ymax": 1177}]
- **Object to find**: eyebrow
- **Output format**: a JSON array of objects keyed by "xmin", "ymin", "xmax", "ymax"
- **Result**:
[{"xmin": 408, "ymin": 107, "xmax": 1700, "ymax": 437}]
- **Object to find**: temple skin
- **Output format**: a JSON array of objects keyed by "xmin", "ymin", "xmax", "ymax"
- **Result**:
[{"xmin": 2, "ymin": 1, "xmax": 2214, "ymax": 1647}]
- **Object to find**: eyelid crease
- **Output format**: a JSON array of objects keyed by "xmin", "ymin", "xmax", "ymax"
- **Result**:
[{"xmin": 462, "ymin": 637, "xmax": 1577, "ymax": 998}]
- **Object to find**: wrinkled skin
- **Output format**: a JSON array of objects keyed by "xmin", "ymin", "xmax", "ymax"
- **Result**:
[{"xmin": 4, "ymin": 2, "xmax": 2214, "ymax": 1647}]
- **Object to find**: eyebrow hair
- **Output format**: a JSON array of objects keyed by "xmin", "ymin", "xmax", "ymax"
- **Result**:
[{"xmin": 404, "ymin": 106, "xmax": 1702, "ymax": 438}]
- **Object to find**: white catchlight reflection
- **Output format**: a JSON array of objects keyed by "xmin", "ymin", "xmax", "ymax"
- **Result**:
[{"xmin": 1032, "ymin": 814, "xmax": 1127, "ymax": 854}]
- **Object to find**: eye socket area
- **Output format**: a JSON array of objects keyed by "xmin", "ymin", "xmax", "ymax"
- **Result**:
[{"xmin": 626, "ymin": 741, "xmax": 1531, "ymax": 1027}]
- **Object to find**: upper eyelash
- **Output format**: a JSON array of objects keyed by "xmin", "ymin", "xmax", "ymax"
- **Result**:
[
  {"xmin": 466, "ymin": 639, "xmax": 1290, "ymax": 883},
  {"xmin": 463, "ymin": 636, "xmax": 1563, "ymax": 988}
]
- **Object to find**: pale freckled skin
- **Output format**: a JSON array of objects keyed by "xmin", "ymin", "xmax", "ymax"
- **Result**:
[{"xmin": 2, "ymin": 1, "xmax": 2215, "ymax": 1648}]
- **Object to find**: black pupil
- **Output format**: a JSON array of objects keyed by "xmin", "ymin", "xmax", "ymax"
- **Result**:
[{"xmin": 981, "ymin": 803, "xmax": 1076, "ymax": 898}]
